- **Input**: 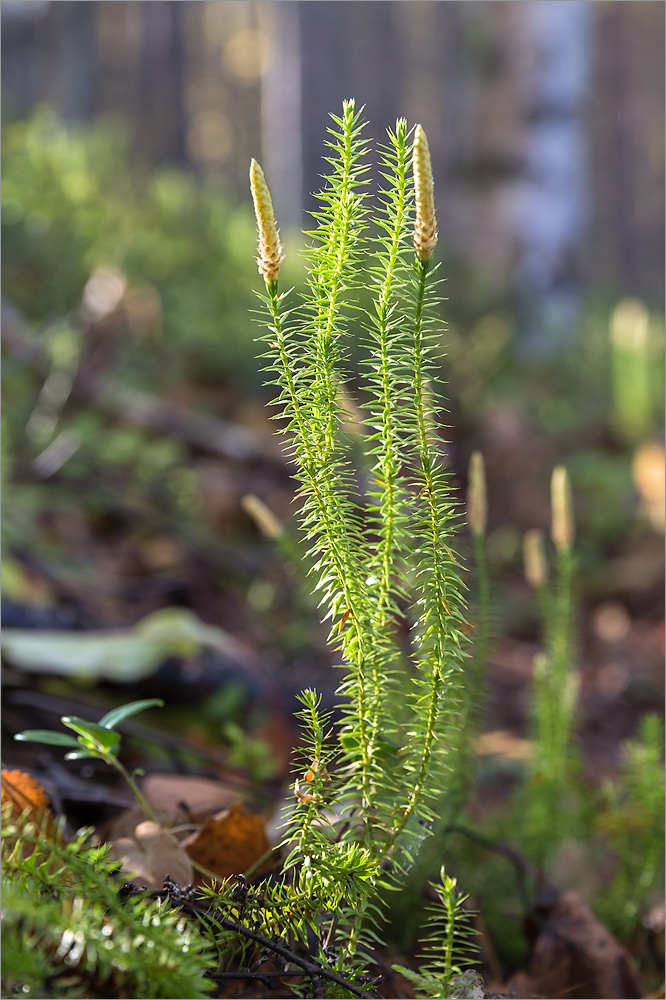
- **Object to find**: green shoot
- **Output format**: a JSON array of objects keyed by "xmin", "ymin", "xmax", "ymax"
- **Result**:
[
  {"xmin": 14, "ymin": 698, "xmax": 164, "ymax": 823},
  {"xmin": 250, "ymin": 101, "xmax": 471, "ymax": 960},
  {"xmin": 394, "ymin": 867, "xmax": 479, "ymax": 999}
]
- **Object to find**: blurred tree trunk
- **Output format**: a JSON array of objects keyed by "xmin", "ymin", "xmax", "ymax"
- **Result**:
[
  {"xmin": 2, "ymin": 0, "xmax": 97, "ymax": 122},
  {"xmin": 511, "ymin": 0, "xmax": 594, "ymax": 353},
  {"xmin": 136, "ymin": 0, "xmax": 187, "ymax": 164},
  {"xmin": 259, "ymin": 2, "xmax": 302, "ymax": 228},
  {"xmin": 1, "ymin": 0, "xmax": 663, "ymax": 310},
  {"xmin": 589, "ymin": 1, "xmax": 665, "ymax": 303},
  {"xmin": 1, "ymin": 2, "xmax": 49, "ymax": 117},
  {"xmin": 413, "ymin": 1, "xmax": 594, "ymax": 350},
  {"xmin": 298, "ymin": 1, "xmax": 404, "ymax": 215},
  {"xmin": 51, "ymin": 0, "xmax": 98, "ymax": 123}
]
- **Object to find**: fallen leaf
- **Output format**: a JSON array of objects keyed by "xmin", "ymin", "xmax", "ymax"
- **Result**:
[
  {"xmin": 142, "ymin": 773, "xmax": 238, "ymax": 822},
  {"xmin": 1, "ymin": 768, "xmax": 51, "ymax": 817},
  {"xmin": 181, "ymin": 801, "xmax": 270, "ymax": 882},
  {"xmin": 0, "ymin": 607, "xmax": 248, "ymax": 682},
  {"xmin": 632, "ymin": 444, "xmax": 665, "ymax": 533},
  {"xmin": 512, "ymin": 890, "xmax": 643, "ymax": 999},
  {"xmin": 1, "ymin": 768, "xmax": 62, "ymax": 851},
  {"xmin": 111, "ymin": 819, "xmax": 193, "ymax": 890},
  {"xmin": 476, "ymin": 730, "xmax": 533, "ymax": 761}
]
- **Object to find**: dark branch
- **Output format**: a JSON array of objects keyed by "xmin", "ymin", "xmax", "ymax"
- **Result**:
[{"xmin": 152, "ymin": 886, "xmax": 378, "ymax": 999}]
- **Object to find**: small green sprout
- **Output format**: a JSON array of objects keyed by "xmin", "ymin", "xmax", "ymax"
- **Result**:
[{"xmin": 14, "ymin": 698, "xmax": 164, "ymax": 822}]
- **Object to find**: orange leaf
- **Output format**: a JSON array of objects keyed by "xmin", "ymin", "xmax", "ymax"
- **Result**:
[
  {"xmin": 1, "ymin": 768, "xmax": 62, "ymax": 851},
  {"xmin": 181, "ymin": 801, "xmax": 270, "ymax": 883},
  {"xmin": 1, "ymin": 769, "xmax": 51, "ymax": 817}
]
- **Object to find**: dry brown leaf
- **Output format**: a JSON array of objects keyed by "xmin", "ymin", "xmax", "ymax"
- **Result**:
[
  {"xmin": 142, "ymin": 773, "xmax": 238, "ymax": 822},
  {"xmin": 111, "ymin": 819, "xmax": 193, "ymax": 889},
  {"xmin": 1, "ymin": 768, "xmax": 51, "ymax": 816},
  {"xmin": 511, "ymin": 890, "xmax": 643, "ymax": 999},
  {"xmin": 632, "ymin": 444, "xmax": 665, "ymax": 532},
  {"xmin": 644, "ymin": 901, "xmax": 665, "ymax": 963},
  {"xmin": 1, "ymin": 768, "xmax": 61, "ymax": 849},
  {"xmin": 476, "ymin": 730, "xmax": 533, "ymax": 761},
  {"xmin": 181, "ymin": 801, "xmax": 270, "ymax": 882}
]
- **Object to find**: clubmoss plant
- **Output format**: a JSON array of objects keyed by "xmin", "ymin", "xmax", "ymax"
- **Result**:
[
  {"xmin": 466, "ymin": 451, "xmax": 490, "ymax": 728},
  {"xmin": 523, "ymin": 466, "xmax": 580, "ymax": 863},
  {"xmin": 437, "ymin": 450, "xmax": 490, "ymax": 823},
  {"xmin": 250, "ymin": 101, "xmax": 472, "ymax": 970},
  {"xmin": 610, "ymin": 298, "xmax": 652, "ymax": 444},
  {"xmin": 1, "ymin": 819, "xmax": 214, "ymax": 1000},
  {"xmin": 394, "ymin": 868, "xmax": 479, "ymax": 999},
  {"xmin": 3, "ymin": 102, "xmax": 477, "ymax": 1000},
  {"xmin": 595, "ymin": 714, "xmax": 665, "ymax": 939}
]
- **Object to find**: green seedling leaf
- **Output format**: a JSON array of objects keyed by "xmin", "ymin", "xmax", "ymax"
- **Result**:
[
  {"xmin": 14, "ymin": 730, "xmax": 80, "ymax": 748},
  {"xmin": 98, "ymin": 698, "xmax": 164, "ymax": 731},
  {"xmin": 1, "ymin": 608, "xmax": 243, "ymax": 682},
  {"xmin": 61, "ymin": 717, "xmax": 122, "ymax": 752}
]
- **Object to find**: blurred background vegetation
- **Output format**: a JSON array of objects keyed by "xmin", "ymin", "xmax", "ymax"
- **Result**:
[{"xmin": 1, "ymin": 1, "xmax": 664, "ymax": 987}]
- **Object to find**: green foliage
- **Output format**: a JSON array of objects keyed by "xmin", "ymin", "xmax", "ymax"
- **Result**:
[
  {"xmin": 1, "ymin": 805, "xmax": 381, "ymax": 999},
  {"xmin": 394, "ymin": 868, "xmax": 478, "ymax": 999},
  {"xmin": 1, "ymin": 821, "xmax": 213, "ymax": 1000},
  {"xmin": 3, "ymin": 608, "xmax": 246, "ymax": 684},
  {"xmin": 595, "ymin": 715, "xmax": 665, "ymax": 938},
  {"xmin": 609, "ymin": 299, "xmax": 661, "ymax": 445},
  {"xmin": 1, "ymin": 108, "xmax": 260, "ymax": 386},
  {"xmin": 15, "ymin": 699, "xmax": 164, "ymax": 822},
  {"xmin": 515, "ymin": 474, "xmax": 662, "ymax": 941},
  {"xmin": 1, "ymin": 108, "xmax": 266, "ymax": 580},
  {"xmin": 4, "ymin": 103, "xmax": 479, "ymax": 998},
  {"xmin": 520, "ymin": 474, "xmax": 580, "ymax": 866},
  {"xmin": 253, "ymin": 100, "xmax": 470, "ymax": 917},
  {"xmin": 250, "ymin": 101, "xmax": 476, "ymax": 980}
]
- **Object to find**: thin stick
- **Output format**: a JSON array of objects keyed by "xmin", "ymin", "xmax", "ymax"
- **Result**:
[{"xmin": 154, "ymin": 889, "xmax": 378, "ymax": 1000}]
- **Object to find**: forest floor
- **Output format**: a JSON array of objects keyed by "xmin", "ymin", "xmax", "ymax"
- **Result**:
[{"xmin": 2, "ymin": 307, "xmax": 664, "ymax": 1000}]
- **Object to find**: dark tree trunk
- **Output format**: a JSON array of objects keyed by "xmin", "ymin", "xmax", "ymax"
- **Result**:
[
  {"xmin": 136, "ymin": 0, "xmax": 187, "ymax": 164},
  {"xmin": 298, "ymin": 1, "xmax": 405, "ymax": 215},
  {"xmin": 259, "ymin": 2, "xmax": 303, "ymax": 228}
]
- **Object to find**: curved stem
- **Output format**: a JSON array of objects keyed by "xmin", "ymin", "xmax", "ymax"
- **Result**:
[{"xmin": 104, "ymin": 754, "xmax": 159, "ymax": 824}]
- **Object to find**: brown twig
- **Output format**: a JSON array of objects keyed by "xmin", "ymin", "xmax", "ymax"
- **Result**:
[
  {"xmin": 153, "ymin": 885, "xmax": 378, "ymax": 999},
  {"xmin": 206, "ymin": 969, "xmax": 326, "ymax": 997},
  {"xmin": 206, "ymin": 970, "xmax": 306, "ymax": 979},
  {"xmin": 444, "ymin": 823, "xmax": 557, "ymax": 909}
]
